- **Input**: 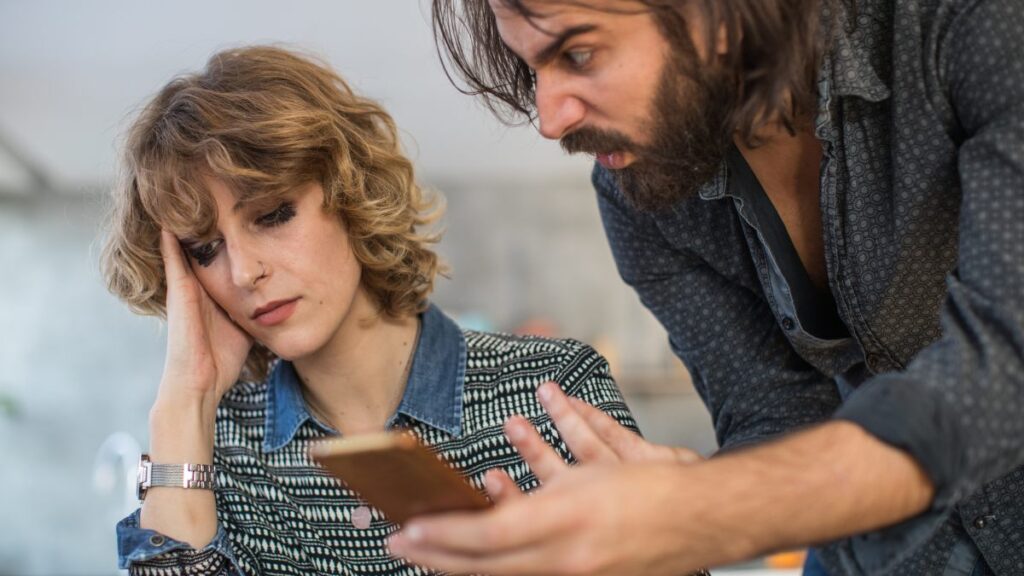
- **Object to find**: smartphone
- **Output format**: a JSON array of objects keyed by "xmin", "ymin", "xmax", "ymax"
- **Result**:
[{"xmin": 310, "ymin": 432, "xmax": 491, "ymax": 525}]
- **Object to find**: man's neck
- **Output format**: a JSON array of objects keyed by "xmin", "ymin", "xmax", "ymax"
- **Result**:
[
  {"xmin": 734, "ymin": 121, "xmax": 828, "ymax": 289},
  {"xmin": 734, "ymin": 120, "xmax": 820, "ymax": 192},
  {"xmin": 293, "ymin": 290, "xmax": 420, "ymax": 436}
]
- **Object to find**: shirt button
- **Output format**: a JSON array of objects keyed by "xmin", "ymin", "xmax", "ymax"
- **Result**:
[
  {"xmin": 973, "ymin": 516, "xmax": 991, "ymax": 529},
  {"xmin": 148, "ymin": 534, "xmax": 166, "ymax": 547},
  {"xmin": 781, "ymin": 317, "xmax": 796, "ymax": 331},
  {"xmin": 352, "ymin": 505, "xmax": 372, "ymax": 529}
]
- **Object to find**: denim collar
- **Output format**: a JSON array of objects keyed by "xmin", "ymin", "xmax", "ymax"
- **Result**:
[{"xmin": 262, "ymin": 303, "xmax": 466, "ymax": 452}]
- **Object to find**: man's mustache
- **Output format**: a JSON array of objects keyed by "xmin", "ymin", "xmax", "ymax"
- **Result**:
[{"xmin": 560, "ymin": 127, "xmax": 637, "ymax": 157}]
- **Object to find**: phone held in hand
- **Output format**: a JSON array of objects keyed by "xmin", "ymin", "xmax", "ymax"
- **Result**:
[{"xmin": 310, "ymin": 432, "xmax": 492, "ymax": 525}]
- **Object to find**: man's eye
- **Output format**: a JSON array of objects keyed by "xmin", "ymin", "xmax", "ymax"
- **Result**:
[
  {"xmin": 564, "ymin": 49, "xmax": 593, "ymax": 69},
  {"xmin": 187, "ymin": 240, "xmax": 222, "ymax": 267},
  {"xmin": 255, "ymin": 202, "xmax": 296, "ymax": 227}
]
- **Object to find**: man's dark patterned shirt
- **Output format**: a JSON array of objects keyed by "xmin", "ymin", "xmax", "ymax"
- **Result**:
[{"xmin": 594, "ymin": 1, "xmax": 1024, "ymax": 574}]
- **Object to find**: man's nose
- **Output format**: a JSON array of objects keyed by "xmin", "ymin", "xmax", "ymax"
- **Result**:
[{"xmin": 534, "ymin": 72, "xmax": 585, "ymax": 140}]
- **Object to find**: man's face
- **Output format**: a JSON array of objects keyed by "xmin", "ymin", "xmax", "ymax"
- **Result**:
[{"xmin": 490, "ymin": 0, "xmax": 735, "ymax": 211}]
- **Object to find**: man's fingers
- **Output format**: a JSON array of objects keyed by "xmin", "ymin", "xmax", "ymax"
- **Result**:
[
  {"xmin": 391, "ymin": 538, "xmax": 553, "ymax": 576},
  {"xmin": 566, "ymin": 396, "xmax": 646, "ymax": 460},
  {"xmin": 393, "ymin": 495, "xmax": 558, "ymax": 556},
  {"xmin": 537, "ymin": 382, "xmax": 618, "ymax": 464},
  {"xmin": 568, "ymin": 397, "xmax": 703, "ymax": 464},
  {"xmin": 484, "ymin": 468, "xmax": 523, "ymax": 505},
  {"xmin": 669, "ymin": 446, "xmax": 703, "ymax": 464},
  {"xmin": 505, "ymin": 416, "xmax": 568, "ymax": 483}
]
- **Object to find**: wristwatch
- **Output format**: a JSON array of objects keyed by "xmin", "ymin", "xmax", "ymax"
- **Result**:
[{"xmin": 136, "ymin": 454, "xmax": 216, "ymax": 501}]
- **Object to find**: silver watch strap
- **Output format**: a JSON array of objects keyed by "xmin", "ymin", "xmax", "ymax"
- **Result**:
[
  {"xmin": 151, "ymin": 462, "xmax": 217, "ymax": 489},
  {"xmin": 137, "ymin": 454, "xmax": 216, "ymax": 501}
]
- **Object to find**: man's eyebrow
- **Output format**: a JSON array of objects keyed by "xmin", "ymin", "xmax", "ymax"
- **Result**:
[{"xmin": 531, "ymin": 24, "xmax": 598, "ymax": 66}]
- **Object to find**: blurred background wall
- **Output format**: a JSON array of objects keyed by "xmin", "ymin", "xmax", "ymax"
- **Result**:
[{"xmin": 0, "ymin": 1, "xmax": 715, "ymax": 573}]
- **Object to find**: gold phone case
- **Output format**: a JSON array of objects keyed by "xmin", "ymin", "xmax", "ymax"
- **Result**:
[{"xmin": 311, "ymin": 432, "xmax": 491, "ymax": 525}]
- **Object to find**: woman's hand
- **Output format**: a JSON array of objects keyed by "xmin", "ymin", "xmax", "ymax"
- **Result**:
[
  {"xmin": 138, "ymin": 230, "xmax": 252, "ymax": 544},
  {"xmin": 156, "ymin": 229, "xmax": 252, "ymax": 415}
]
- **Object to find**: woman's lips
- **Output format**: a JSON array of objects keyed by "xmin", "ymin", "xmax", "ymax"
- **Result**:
[{"xmin": 252, "ymin": 298, "xmax": 299, "ymax": 327}]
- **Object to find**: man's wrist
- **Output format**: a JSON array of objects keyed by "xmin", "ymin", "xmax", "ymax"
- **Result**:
[{"xmin": 677, "ymin": 421, "xmax": 937, "ymax": 565}]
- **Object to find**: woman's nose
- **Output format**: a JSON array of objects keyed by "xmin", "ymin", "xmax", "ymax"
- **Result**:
[{"xmin": 229, "ymin": 242, "xmax": 268, "ymax": 289}]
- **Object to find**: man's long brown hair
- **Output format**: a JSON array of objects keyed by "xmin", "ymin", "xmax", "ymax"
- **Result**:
[{"xmin": 433, "ymin": 0, "xmax": 838, "ymax": 144}]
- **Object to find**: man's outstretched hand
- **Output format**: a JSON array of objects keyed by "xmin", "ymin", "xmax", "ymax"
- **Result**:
[{"xmin": 388, "ymin": 382, "xmax": 713, "ymax": 576}]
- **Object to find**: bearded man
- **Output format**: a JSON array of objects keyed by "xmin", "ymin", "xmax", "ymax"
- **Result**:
[{"xmin": 386, "ymin": 1, "xmax": 1024, "ymax": 575}]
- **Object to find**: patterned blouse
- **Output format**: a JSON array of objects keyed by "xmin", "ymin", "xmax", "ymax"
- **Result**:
[{"xmin": 116, "ymin": 304, "xmax": 643, "ymax": 575}]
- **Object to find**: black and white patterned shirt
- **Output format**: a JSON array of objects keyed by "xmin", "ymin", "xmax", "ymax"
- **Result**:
[
  {"xmin": 595, "ymin": 1, "xmax": 1024, "ymax": 574},
  {"xmin": 117, "ymin": 304, "xmax": 639, "ymax": 575}
]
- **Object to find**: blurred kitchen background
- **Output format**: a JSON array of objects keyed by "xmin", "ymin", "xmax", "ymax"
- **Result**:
[{"xmin": 0, "ymin": 1, "xmax": 789, "ymax": 574}]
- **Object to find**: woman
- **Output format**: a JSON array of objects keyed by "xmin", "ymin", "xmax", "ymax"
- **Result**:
[{"xmin": 102, "ymin": 46, "xmax": 638, "ymax": 575}]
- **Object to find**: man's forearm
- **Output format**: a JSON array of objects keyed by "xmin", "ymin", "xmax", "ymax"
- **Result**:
[{"xmin": 670, "ymin": 420, "xmax": 936, "ymax": 566}]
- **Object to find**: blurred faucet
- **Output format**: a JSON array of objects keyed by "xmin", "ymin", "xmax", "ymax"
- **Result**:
[{"xmin": 93, "ymin": 431, "xmax": 141, "ymax": 515}]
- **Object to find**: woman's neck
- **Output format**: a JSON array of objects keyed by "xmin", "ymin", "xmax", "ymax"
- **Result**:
[{"xmin": 293, "ymin": 289, "xmax": 421, "ymax": 436}]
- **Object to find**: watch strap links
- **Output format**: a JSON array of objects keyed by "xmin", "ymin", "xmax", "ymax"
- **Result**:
[{"xmin": 137, "ymin": 454, "xmax": 216, "ymax": 501}]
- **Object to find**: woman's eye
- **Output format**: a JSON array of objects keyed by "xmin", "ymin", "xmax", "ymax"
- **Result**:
[
  {"xmin": 187, "ymin": 240, "xmax": 222, "ymax": 267},
  {"xmin": 564, "ymin": 49, "xmax": 593, "ymax": 69},
  {"xmin": 255, "ymin": 202, "xmax": 297, "ymax": 227}
]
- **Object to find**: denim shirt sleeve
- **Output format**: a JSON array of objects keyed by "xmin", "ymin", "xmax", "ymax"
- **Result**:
[
  {"xmin": 117, "ymin": 509, "xmax": 243, "ymax": 575},
  {"xmin": 835, "ymin": 0, "xmax": 1024, "ymax": 510},
  {"xmin": 593, "ymin": 165, "xmax": 842, "ymax": 450}
]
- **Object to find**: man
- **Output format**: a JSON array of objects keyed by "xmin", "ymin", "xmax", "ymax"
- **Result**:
[{"xmin": 387, "ymin": 1, "xmax": 1024, "ymax": 574}]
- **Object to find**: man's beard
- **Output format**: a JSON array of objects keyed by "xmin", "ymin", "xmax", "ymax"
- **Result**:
[{"xmin": 560, "ymin": 45, "xmax": 736, "ymax": 212}]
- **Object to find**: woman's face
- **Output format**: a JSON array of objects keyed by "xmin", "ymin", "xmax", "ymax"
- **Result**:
[{"xmin": 180, "ymin": 177, "xmax": 367, "ymax": 361}]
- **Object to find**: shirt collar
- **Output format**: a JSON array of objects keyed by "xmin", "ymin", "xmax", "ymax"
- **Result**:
[
  {"xmin": 697, "ymin": 0, "xmax": 890, "ymax": 203},
  {"xmin": 262, "ymin": 303, "xmax": 467, "ymax": 452},
  {"xmin": 820, "ymin": 0, "xmax": 892, "ymax": 103}
]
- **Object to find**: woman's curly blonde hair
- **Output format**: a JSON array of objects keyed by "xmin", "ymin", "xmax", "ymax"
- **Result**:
[{"xmin": 101, "ymin": 45, "xmax": 445, "ymax": 381}]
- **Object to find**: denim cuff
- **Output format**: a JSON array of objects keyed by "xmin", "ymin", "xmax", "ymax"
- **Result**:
[{"xmin": 116, "ymin": 508, "xmax": 240, "ymax": 572}]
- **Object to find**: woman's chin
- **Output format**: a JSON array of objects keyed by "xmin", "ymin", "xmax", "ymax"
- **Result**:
[{"xmin": 260, "ymin": 337, "xmax": 322, "ymax": 364}]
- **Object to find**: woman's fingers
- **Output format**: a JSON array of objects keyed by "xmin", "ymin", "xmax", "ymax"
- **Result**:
[{"xmin": 159, "ymin": 229, "xmax": 190, "ymax": 287}]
